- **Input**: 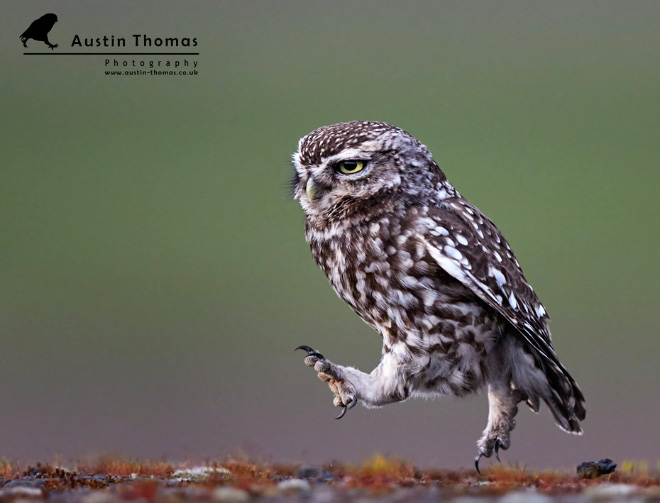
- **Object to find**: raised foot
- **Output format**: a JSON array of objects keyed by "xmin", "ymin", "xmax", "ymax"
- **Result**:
[{"xmin": 294, "ymin": 345, "xmax": 358, "ymax": 419}]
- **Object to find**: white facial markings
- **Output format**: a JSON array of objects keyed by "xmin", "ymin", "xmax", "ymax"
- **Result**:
[{"xmin": 323, "ymin": 147, "xmax": 375, "ymax": 167}]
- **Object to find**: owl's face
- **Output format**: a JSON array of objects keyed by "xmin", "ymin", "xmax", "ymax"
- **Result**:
[{"xmin": 292, "ymin": 121, "xmax": 447, "ymax": 221}]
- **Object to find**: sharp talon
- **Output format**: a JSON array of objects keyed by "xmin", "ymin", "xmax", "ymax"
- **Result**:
[
  {"xmin": 494, "ymin": 439, "xmax": 501, "ymax": 462},
  {"xmin": 335, "ymin": 396, "xmax": 357, "ymax": 419},
  {"xmin": 475, "ymin": 453, "xmax": 483, "ymax": 474},
  {"xmin": 294, "ymin": 345, "xmax": 324, "ymax": 359}
]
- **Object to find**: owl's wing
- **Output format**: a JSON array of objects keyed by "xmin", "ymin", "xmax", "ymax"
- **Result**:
[
  {"xmin": 417, "ymin": 198, "xmax": 586, "ymax": 429},
  {"xmin": 418, "ymin": 198, "xmax": 564, "ymax": 363}
]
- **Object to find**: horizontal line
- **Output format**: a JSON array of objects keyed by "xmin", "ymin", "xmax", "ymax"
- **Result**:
[{"xmin": 24, "ymin": 52, "xmax": 200, "ymax": 56}]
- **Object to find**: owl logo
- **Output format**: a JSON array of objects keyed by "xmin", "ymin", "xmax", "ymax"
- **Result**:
[{"xmin": 20, "ymin": 13, "xmax": 59, "ymax": 50}]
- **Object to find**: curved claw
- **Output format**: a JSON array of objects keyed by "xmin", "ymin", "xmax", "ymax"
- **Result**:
[
  {"xmin": 335, "ymin": 396, "xmax": 358, "ymax": 420},
  {"xmin": 475, "ymin": 453, "xmax": 483, "ymax": 474},
  {"xmin": 494, "ymin": 439, "xmax": 501, "ymax": 462},
  {"xmin": 294, "ymin": 345, "xmax": 325, "ymax": 360}
]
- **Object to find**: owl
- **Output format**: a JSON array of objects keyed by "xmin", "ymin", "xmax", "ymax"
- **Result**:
[
  {"xmin": 19, "ymin": 13, "xmax": 58, "ymax": 50},
  {"xmin": 291, "ymin": 121, "xmax": 585, "ymax": 470}
]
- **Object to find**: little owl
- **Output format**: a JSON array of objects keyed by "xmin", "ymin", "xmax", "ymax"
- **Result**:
[{"xmin": 291, "ymin": 121, "xmax": 585, "ymax": 470}]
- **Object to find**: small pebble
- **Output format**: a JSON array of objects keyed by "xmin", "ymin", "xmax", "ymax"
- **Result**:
[
  {"xmin": 454, "ymin": 498, "xmax": 489, "ymax": 503},
  {"xmin": 277, "ymin": 478, "xmax": 311, "ymax": 492},
  {"xmin": 577, "ymin": 458, "xmax": 616, "ymax": 479},
  {"xmin": 585, "ymin": 484, "xmax": 639, "ymax": 497},
  {"xmin": 498, "ymin": 490, "xmax": 552, "ymax": 503},
  {"xmin": 214, "ymin": 486, "xmax": 250, "ymax": 501},
  {"xmin": 81, "ymin": 490, "xmax": 117, "ymax": 503},
  {"xmin": 4, "ymin": 477, "xmax": 46, "ymax": 488},
  {"xmin": 0, "ymin": 486, "xmax": 44, "ymax": 497},
  {"xmin": 172, "ymin": 466, "xmax": 230, "ymax": 481},
  {"xmin": 297, "ymin": 466, "xmax": 334, "ymax": 481}
]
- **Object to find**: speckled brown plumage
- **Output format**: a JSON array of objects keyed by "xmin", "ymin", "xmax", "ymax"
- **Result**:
[{"xmin": 292, "ymin": 121, "xmax": 585, "ymax": 468}]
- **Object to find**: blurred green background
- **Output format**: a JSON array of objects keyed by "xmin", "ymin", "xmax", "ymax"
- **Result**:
[{"xmin": 2, "ymin": 1, "xmax": 659, "ymax": 469}]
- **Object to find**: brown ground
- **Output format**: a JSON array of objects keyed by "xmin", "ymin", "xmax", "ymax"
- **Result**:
[{"xmin": 0, "ymin": 456, "xmax": 658, "ymax": 502}]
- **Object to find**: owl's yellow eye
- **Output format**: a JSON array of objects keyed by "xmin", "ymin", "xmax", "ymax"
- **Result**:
[{"xmin": 337, "ymin": 160, "xmax": 366, "ymax": 174}]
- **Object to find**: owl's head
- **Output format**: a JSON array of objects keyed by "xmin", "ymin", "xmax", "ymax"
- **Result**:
[{"xmin": 292, "ymin": 121, "xmax": 451, "ymax": 221}]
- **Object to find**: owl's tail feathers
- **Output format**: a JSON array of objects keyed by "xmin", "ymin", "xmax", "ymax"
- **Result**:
[
  {"xmin": 540, "ymin": 358, "xmax": 586, "ymax": 434},
  {"xmin": 514, "ymin": 347, "xmax": 586, "ymax": 434}
]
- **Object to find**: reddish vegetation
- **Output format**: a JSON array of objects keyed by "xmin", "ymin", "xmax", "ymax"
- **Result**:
[
  {"xmin": 0, "ymin": 462, "xmax": 16, "ymax": 479},
  {"xmin": 76, "ymin": 456, "xmax": 174, "ymax": 477}
]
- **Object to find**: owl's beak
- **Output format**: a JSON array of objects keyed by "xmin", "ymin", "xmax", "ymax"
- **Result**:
[{"xmin": 306, "ymin": 177, "xmax": 319, "ymax": 202}]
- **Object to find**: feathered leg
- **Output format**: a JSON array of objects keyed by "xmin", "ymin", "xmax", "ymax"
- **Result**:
[{"xmin": 475, "ymin": 381, "xmax": 524, "ymax": 470}]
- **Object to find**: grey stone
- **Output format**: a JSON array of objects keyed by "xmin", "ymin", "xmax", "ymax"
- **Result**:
[
  {"xmin": 297, "ymin": 466, "xmax": 334, "ymax": 481},
  {"xmin": 4, "ymin": 477, "xmax": 46, "ymax": 488}
]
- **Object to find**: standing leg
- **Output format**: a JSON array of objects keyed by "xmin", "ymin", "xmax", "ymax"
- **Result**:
[{"xmin": 475, "ymin": 380, "xmax": 525, "ymax": 471}]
